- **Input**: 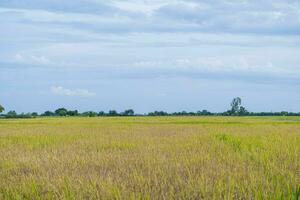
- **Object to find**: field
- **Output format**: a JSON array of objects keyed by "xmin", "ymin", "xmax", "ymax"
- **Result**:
[{"xmin": 0, "ymin": 117, "xmax": 299, "ymax": 199}]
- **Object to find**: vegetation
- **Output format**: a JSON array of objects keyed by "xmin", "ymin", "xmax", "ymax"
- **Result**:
[
  {"xmin": 1, "ymin": 97, "xmax": 299, "ymax": 118},
  {"xmin": 225, "ymin": 97, "xmax": 249, "ymax": 116},
  {"xmin": 0, "ymin": 117, "xmax": 299, "ymax": 199},
  {"xmin": 0, "ymin": 104, "xmax": 4, "ymax": 113}
]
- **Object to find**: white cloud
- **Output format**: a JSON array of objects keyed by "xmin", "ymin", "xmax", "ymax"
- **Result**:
[
  {"xmin": 1, "ymin": 0, "xmax": 300, "ymax": 35},
  {"xmin": 132, "ymin": 56, "xmax": 297, "ymax": 76},
  {"xmin": 14, "ymin": 53, "xmax": 50, "ymax": 65},
  {"xmin": 50, "ymin": 86, "xmax": 96, "ymax": 97},
  {"xmin": 0, "ymin": 0, "xmax": 118, "ymax": 14},
  {"xmin": 1, "ymin": 0, "xmax": 300, "ymax": 83}
]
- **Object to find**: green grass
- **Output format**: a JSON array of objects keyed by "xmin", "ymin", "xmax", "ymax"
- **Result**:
[{"xmin": 0, "ymin": 117, "xmax": 299, "ymax": 199}]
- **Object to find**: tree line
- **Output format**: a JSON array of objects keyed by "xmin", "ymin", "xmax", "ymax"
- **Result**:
[{"xmin": 0, "ymin": 97, "xmax": 299, "ymax": 118}]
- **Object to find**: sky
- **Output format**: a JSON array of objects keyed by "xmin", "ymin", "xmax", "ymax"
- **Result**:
[{"xmin": 1, "ymin": 0, "xmax": 300, "ymax": 113}]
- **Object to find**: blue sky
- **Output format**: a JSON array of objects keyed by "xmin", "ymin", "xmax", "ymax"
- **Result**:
[{"xmin": 1, "ymin": 0, "xmax": 300, "ymax": 113}]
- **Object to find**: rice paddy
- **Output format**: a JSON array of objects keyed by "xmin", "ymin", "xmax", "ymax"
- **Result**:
[{"xmin": 0, "ymin": 117, "xmax": 299, "ymax": 199}]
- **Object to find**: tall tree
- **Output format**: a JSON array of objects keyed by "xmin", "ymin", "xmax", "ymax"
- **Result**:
[
  {"xmin": 230, "ymin": 97, "xmax": 242, "ymax": 115},
  {"xmin": 0, "ymin": 104, "xmax": 4, "ymax": 113}
]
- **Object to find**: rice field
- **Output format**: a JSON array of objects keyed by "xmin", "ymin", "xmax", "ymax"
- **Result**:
[{"xmin": 0, "ymin": 117, "xmax": 299, "ymax": 199}]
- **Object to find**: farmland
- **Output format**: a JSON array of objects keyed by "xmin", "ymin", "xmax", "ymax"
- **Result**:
[{"xmin": 0, "ymin": 117, "xmax": 299, "ymax": 199}]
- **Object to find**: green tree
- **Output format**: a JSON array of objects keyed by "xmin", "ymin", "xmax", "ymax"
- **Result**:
[
  {"xmin": 123, "ymin": 109, "xmax": 134, "ymax": 116},
  {"xmin": 197, "ymin": 110, "xmax": 211, "ymax": 116},
  {"xmin": 42, "ymin": 111, "xmax": 55, "ymax": 116},
  {"xmin": 148, "ymin": 111, "xmax": 168, "ymax": 116},
  {"xmin": 98, "ymin": 111, "xmax": 105, "ymax": 116},
  {"xmin": 280, "ymin": 111, "xmax": 288, "ymax": 116},
  {"xmin": 6, "ymin": 111, "xmax": 17, "ymax": 118},
  {"xmin": 82, "ymin": 111, "xmax": 97, "ymax": 117},
  {"xmin": 230, "ymin": 97, "xmax": 242, "ymax": 115},
  {"xmin": 238, "ymin": 106, "xmax": 249, "ymax": 116},
  {"xmin": 0, "ymin": 105, "xmax": 5, "ymax": 113},
  {"xmin": 67, "ymin": 110, "xmax": 78, "ymax": 116},
  {"xmin": 108, "ymin": 110, "xmax": 118, "ymax": 116},
  {"xmin": 0, "ymin": 104, "xmax": 4, "ymax": 113},
  {"xmin": 31, "ymin": 112, "xmax": 39, "ymax": 117},
  {"xmin": 55, "ymin": 108, "xmax": 68, "ymax": 116}
]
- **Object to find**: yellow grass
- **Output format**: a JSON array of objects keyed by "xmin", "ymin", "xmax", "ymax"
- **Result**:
[{"xmin": 0, "ymin": 117, "xmax": 299, "ymax": 199}]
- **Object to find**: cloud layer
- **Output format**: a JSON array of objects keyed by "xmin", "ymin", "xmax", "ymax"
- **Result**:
[
  {"xmin": 51, "ymin": 86, "xmax": 96, "ymax": 97},
  {"xmin": 1, "ymin": 0, "xmax": 300, "ymax": 112},
  {"xmin": 1, "ymin": 0, "xmax": 300, "ymax": 35}
]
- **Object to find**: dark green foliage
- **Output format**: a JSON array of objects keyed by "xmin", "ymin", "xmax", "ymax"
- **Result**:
[
  {"xmin": 55, "ymin": 108, "xmax": 68, "ymax": 116},
  {"xmin": 82, "ymin": 111, "xmax": 97, "ymax": 117},
  {"xmin": 6, "ymin": 111, "xmax": 17, "ymax": 118},
  {"xmin": 238, "ymin": 106, "xmax": 249, "ymax": 116},
  {"xmin": 108, "ymin": 110, "xmax": 118, "ymax": 116},
  {"xmin": 0, "ymin": 104, "xmax": 4, "ymax": 113},
  {"xmin": 197, "ymin": 110, "xmax": 211, "ymax": 116},
  {"xmin": 122, "ymin": 109, "xmax": 134, "ymax": 116},
  {"xmin": 148, "ymin": 111, "xmax": 168, "ymax": 116},
  {"xmin": 18, "ymin": 113, "xmax": 37, "ymax": 118},
  {"xmin": 98, "ymin": 111, "xmax": 105, "ymax": 116},
  {"xmin": 42, "ymin": 111, "xmax": 55, "ymax": 116},
  {"xmin": 31, "ymin": 112, "xmax": 38, "ymax": 117},
  {"xmin": 67, "ymin": 110, "xmax": 79, "ymax": 116}
]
